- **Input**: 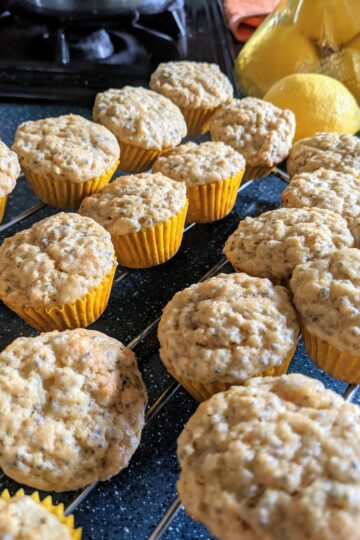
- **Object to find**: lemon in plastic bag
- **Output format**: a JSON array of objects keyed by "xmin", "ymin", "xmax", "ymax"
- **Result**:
[
  {"xmin": 293, "ymin": 0, "xmax": 360, "ymax": 47},
  {"xmin": 264, "ymin": 73, "xmax": 360, "ymax": 141},
  {"xmin": 319, "ymin": 48, "xmax": 360, "ymax": 103},
  {"xmin": 235, "ymin": 22, "xmax": 319, "ymax": 97},
  {"xmin": 235, "ymin": 0, "xmax": 360, "ymax": 98},
  {"xmin": 346, "ymin": 34, "xmax": 360, "ymax": 50}
]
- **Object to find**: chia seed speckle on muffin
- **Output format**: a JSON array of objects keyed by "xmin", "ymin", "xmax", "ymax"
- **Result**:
[
  {"xmin": 209, "ymin": 97, "xmax": 296, "ymax": 167},
  {"xmin": 12, "ymin": 114, "xmax": 120, "ymax": 183}
]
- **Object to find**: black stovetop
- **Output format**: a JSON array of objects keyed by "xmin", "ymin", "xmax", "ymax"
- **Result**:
[{"xmin": 0, "ymin": 0, "xmax": 236, "ymax": 102}]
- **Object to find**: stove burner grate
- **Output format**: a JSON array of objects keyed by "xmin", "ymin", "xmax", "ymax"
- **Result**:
[{"xmin": 0, "ymin": 0, "xmax": 236, "ymax": 104}]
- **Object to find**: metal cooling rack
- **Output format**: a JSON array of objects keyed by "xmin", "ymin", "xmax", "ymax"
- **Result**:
[
  {"xmin": 0, "ymin": 3, "xmax": 359, "ymax": 535},
  {"xmin": 0, "ymin": 168, "xmax": 358, "ymax": 540}
]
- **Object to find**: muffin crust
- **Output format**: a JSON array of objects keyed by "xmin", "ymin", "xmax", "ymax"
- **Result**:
[
  {"xmin": 177, "ymin": 374, "xmax": 360, "ymax": 540},
  {"xmin": 224, "ymin": 207, "xmax": 353, "ymax": 283},
  {"xmin": 282, "ymin": 168, "xmax": 360, "ymax": 244},
  {"xmin": 149, "ymin": 61, "xmax": 233, "ymax": 109},
  {"xmin": 0, "ymin": 140, "xmax": 21, "ymax": 197},
  {"xmin": 349, "ymin": 218, "xmax": 360, "ymax": 248},
  {"xmin": 0, "ymin": 212, "xmax": 116, "ymax": 309},
  {"xmin": 287, "ymin": 132, "xmax": 360, "ymax": 178},
  {"xmin": 93, "ymin": 86, "xmax": 187, "ymax": 150},
  {"xmin": 209, "ymin": 97, "xmax": 295, "ymax": 167},
  {"xmin": 158, "ymin": 273, "xmax": 299, "ymax": 384},
  {"xmin": 0, "ymin": 329, "xmax": 147, "ymax": 491},
  {"xmin": 80, "ymin": 172, "xmax": 187, "ymax": 235},
  {"xmin": 153, "ymin": 141, "xmax": 245, "ymax": 186},
  {"xmin": 12, "ymin": 114, "xmax": 120, "ymax": 183},
  {"xmin": 290, "ymin": 248, "xmax": 360, "ymax": 356},
  {"xmin": 0, "ymin": 496, "xmax": 72, "ymax": 540}
]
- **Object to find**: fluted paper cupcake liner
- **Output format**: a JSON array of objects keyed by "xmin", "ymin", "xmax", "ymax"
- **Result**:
[
  {"xmin": 0, "ymin": 194, "xmax": 7, "ymax": 223},
  {"xmin": 166, "ymin": 338, "xmax": 298, "ymax": 401},
  {"xmin": 23, "ymin": 160, "xmax": 119, "ymax": 209},
  {"xmin": 1, "ymin": 489, "xmax": 81, "ymax": 539},
  {"xmin": 119, "ymin": 142, "xmax": 167, "ymax": 173},
  {"xmin": 3, "ymin": 265, "xmax": 116, "ymax": 332},
  {"xmin": 180, "ymin": 106, "xmax": 219, "ymax": 136},
  {"xmin": 301, "ymin": 323, "xmax": 360, "ymax": 383},
  {"xmin": 242, "ymin": 165, "xmax": 273, "ymax": 182},
  {"xmin": 186, "ymin": 170, "xmax": 244, "ymax": 223},
  {"xmin": 112, "ymin": 202, "xmax": 188, "ymax": 268}
]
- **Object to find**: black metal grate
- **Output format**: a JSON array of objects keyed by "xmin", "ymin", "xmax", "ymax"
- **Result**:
[{"xmin": 0, "ymin": 0, "xmax": 235, "ymax": 102}]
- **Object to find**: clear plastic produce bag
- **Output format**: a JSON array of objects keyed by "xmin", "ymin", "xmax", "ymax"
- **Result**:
[{"xmin": 235, "ymin": 0, "xmax": 360, "ymax": 101}]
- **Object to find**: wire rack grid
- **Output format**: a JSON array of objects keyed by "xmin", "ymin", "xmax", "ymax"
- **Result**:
[{"xmin": 0, "ymin": 167, "xmax": 358, "ymax": 539}]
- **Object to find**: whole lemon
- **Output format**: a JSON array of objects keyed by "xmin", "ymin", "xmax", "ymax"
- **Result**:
[
  {"xmin": 319, "ymin": 49, "xmax": 360, "ymax": 103},
  {"xmin": 235, "ymin": 23, "xmax": 319, "ymax": 97},
  {"xmin": 292, "ymin": 0, "xmax": 360, "ymax": 47},
  {"xmin": 264, "ymin": 73, "xmax": 360, "ymax": 142}
]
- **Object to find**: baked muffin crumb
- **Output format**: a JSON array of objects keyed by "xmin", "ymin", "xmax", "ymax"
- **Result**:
[
  {"xmin": 12, "ymin": 114, "xmax": 120, "ymax": 183},
  {"xmin": 0, "ymin": 329, "xmax": 147, "ymax": 492},
  {"xmin": 290, "ymin": 248, "xmax": 360, "ymax": 356},
  {"xmin": 0, "ymin": 212, "xmax": 116, "ymax": 309},
  {"xmin": 158, "ymin": 272, "xmax": 299, "ymax": 384},
  {"xmin": 224, "ymin": 207, "xmax": 353, "ymax": 283},
  {"xmin": 178, "ymin": 373, "xmax": 360, "ymax": 540},
  {"xmin": 0, "ymin": 495, "xmax": 72, "ymax": 540},
  {"xmin": 149, "ymin": 61, "xmax": 233, "ymax": 109},
  {"xmin": 93, "ymin": 86, "xmax": 187, "ymax": 150},
  {"xmin": 0, "ymin": 140, "xmax": 21, "ymax": 197},
  {"xmin": 210, "ymin": 97, "xmax": 295, "ymax": 167},
  {"xmin": 80, "ymin": 172, "xmax": 187, "ymax": 235},
  {"xmin": 282, "ymin": 167, "xmax": 360, "ymax": 245},
  {"xmin": 287, "ymin": 132, "xmax": 360, "ymax": 177},
  {"xmin": 153, "ymin": 141, "xmax": 245, "ymax": 185}
]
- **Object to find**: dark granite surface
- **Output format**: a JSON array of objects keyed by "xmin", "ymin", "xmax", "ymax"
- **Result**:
[{"xmin": 0, "ymin": 102, "xmax": 358, "ymax": 540}]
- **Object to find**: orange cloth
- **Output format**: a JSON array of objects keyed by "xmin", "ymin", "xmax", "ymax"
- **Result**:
[{"xmin": 224, "ymin": 0, "xmax": 279, "ymax": 41}]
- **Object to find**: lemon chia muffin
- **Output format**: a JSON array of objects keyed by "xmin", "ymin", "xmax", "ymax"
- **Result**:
[
  {"xmin": 150, "ymin": 61, "xmax": 233, "ymax": 135},
  {"xmin": 349, "ymin": 218, "xmax": 360, "ymax": 249},
  {"xmin": 224, "ymin": 207, "xmax": 353, "ymax": 285},
  {"xmin": 0, "ymin": 491, "xmax": 81, "ymax": 539},
  {"xmin": 0, "ymin": 140, "xmax": 21, "ymax": 223},
  {"xmin": 282, "ymin": 168, "xmax": 360, "ymax": 244},
  {"xmin": 80, "ymin": 172, "xmax": 188, "ymax": 268},
  {"xmin": 0, "ymin": 212, "xmax": 117, "ymax": 331},
  {"xmin": 287, "ymin": 132, "xmax": 360, "ymax": 178},
  {"xmin": 209, "ymin": 97, "xmax": 296, "ymax": 179},
  {"xmin": 290, "ymin": 248, "xmax": 360, "ymax": 383},
  {"xmin": 177, "ymin": 374, "xmax": 360, "ymax": 540},
  {"xmin": 93, "ymin": 86, "xmax": 187, "ymax": 172},
  {"xmin": 153, "ymin": 141, "xmax": 245, "ymax": 223},
  {"xmin": 12, "ymin": 114, "xmax": 120, "ymax": 208},
  {"xmin": 158, "ymin": 272, "xmax": 299, "ymax": 400},
  {"xmin": 0, "ymin": 329, "xmax": 147, "ymax": 492}
]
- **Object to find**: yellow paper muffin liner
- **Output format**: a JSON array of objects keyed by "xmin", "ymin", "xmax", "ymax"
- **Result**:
[
  {"xmin": 0, "ymin": 194, "xmax": 7, "ymax": 223},
  {"xmin": 3, "ymin": 265, "xmax": 116, "ymax": 332},
  {"xmin": 242, "ymin": 165, "xmax": 273, "ymax": 182},
  {"xmin": 112, "ymin": 201, "xmax": 188, "ymax": 269},
  {"xmin": 180, "ymin": 106, "xmax": 219, "ymax": 136},
  {"xmin": 119, "ymin": 142, "xmax": 169, "ymax": 173},
  {"xmin": 301, "ymin": 323, "xmax": 360, "ymax": 384},
  {"xmin": 1, "ymin": 489, "xmax": 81, "ymax": 539},
  {"xmin": 22, "ymin": 160, "xmax": 119, "ymax": 209},
  {"xmin": 167, "ymin": 337, "xmax": 299, "ymax": 401},
  {"xmin": 186, "ymin": 170, "xmax": 245, "ymax": 223}
]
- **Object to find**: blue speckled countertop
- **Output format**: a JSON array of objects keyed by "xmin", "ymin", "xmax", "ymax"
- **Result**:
[{"xmin": 0, "ymin": 101, "xmax": 358, "ymax": 540}]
